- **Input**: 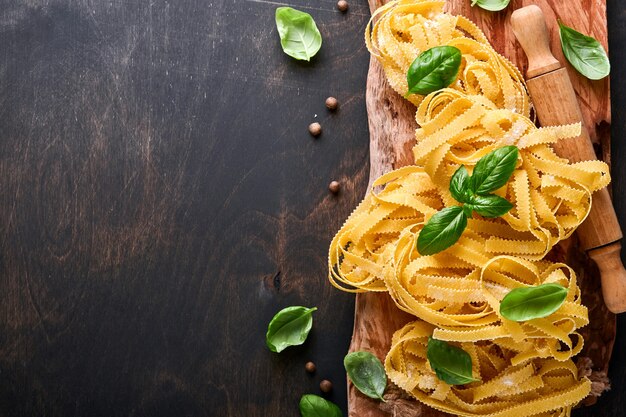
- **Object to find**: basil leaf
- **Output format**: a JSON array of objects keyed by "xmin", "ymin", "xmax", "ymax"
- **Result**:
[
  {"xmin": 344, "ymin": 351, "xmax": 387, "ymax": 401},
  {"xmin": 417, "ymin": 206, "xmax": 467, "ymax": 256},
  {"xmin": 462, "ymin": 204, "xmax": 473, "ymax": 218},
  {"xmin": 471, "ymin": 0, "xmax": 510, "ymax": 12},
  {"xmin": 427, "ymin": 337, "xmax": 478, "ymax": 385},
  {"xmin": 467, "ymin": 194, "xmax": 513, "ymax": 218},
  {"xmin": 559, "ymin": 21, "xmax": 610, "ymax": 80},
  {"xmin": 266, "ymin": 306, "xmax": 317, "ymax": 353},
  {"xmin": 450, "ymin": 165, "xmax": 471, "ymax": 203},
  {"xmin": 407, "ymin": 46, "xmax": 462, "ymax": 95},
  {"xmin": 500, "ymin": 283, "xmax": 568, "ymax": 322},
  {"xmin": 299, "ymin": 394, "xmax": 343, "ymax": 417},
  {"xmin": 471, "ymin": 146, "xmax": 518, "ymax": 195},
  {"xmin": 275, "ymin": 7, "xmax": 322, "ymax": 61}
]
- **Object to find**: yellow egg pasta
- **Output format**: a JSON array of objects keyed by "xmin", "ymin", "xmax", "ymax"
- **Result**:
[
  {"xmin": 328, "ymin": 0, "xmax": 606, "ymax": 415},
  {"xmin": 366, "ymin": 0, "xmax": 530, "ymax": 116},
  {"xmin": 386, "ymin": 320, "xmax": 591, "ymax": 417},
  {"xmin": 414, "ymin": 90, "xmax": 609, "ymax": 256}
]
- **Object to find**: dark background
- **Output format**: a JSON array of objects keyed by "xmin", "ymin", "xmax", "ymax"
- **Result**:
[{"xmin": 0, "ymin": 0, "xmax": 623, "ymax": 416}]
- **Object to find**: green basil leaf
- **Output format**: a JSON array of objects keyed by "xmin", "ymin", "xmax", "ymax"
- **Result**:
[
  {"xmin": 275, "ymin": 7, "xmax": 322, "ymax": 61},
  {"xmin": 266, "ymin": 306, "xmax": 317, "ymax": 353},
  {"xmin": 407, "ymin": 46, "xmax": 462, "ymax": 95},
  {"xmin": 471, "ymin": 146, "xmax": 518, "ymax": 195},
  {"xmin": 470, "ymin": 0, "xmax": 510, "ymax": 12},
  {"xmin": 500, "ymin": 283, "xmax": 568, "ymax": 322},
  {"xmin": 559, "ymin": 21, "xmax": 610, "ymax": 80},
  {"xmin": 417, "ymin": 206, "xmax": 467, "ymax": 256},
  {"xmin": 462, "ymin": 204, "xmax": 473, "ymax": 218},
  {"xmin": 450, "ymin": 165, "xmax": 471, "ymax": 203},
  {"xmin": 467, "ymin": 194, "xmax": 513, "ymax": 218},
  {"xmin": 344, "ymin": 351, "xmax": 387, "ymax": 401},
  {"xmin": 427, "ymin": 337, "xmax": 478, "ymax": 385},
  {"xmin": 299, "ymin": 394, "xmax": 343, "ymax": 417}
]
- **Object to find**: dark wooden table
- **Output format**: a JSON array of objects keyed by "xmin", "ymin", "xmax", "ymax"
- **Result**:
[{"xmin": 0, "ymin": 0, "xmax": 624, "ymax": 416}]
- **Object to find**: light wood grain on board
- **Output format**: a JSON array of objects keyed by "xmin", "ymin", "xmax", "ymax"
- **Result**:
[{"xmin": 349, "ymin": 0, "xmax": 615, "ymax": 416}]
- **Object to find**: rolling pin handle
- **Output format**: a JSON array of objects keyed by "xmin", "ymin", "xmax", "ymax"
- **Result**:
[
  {"xmin": 588, "ymin": 243, "xmax": 626, "ymax": 314},
  {"xmin": 512, "ymin": 5, "xmax": 626, "ymax": 313},
  {"xmin": 510, "ymin": 5, "xmax": 561, "ymax": 78}
]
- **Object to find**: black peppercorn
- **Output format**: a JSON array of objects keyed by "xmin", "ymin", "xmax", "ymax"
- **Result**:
[{"xmin": 320, "ymin": 379, "xmax": 333, "ymax": 393}]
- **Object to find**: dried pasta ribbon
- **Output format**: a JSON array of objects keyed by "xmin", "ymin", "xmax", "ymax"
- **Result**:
[
  {"xmin": 329, "ymin": 167, "xmax": 437, "ymax": 292},
  {"xmin": 392, "ymin": 250, "xmax": 587, "ymax": 361},
  {"xmin": 328, "ymin": 158, "xmax": 604, "ymax": 291},
  {"xmin": 366, "ymin": 0, "xmax": 609, "ymax": 257},
  {"xmin": 366, "ymin": 0, "xmax": 529, "ymax": 116},
  {"xmin": 413, "ymin": 92, "xmax": 608, "ymax": 253},
  {"xmin": 327, "ymin": 1, "xmax": 609, "ymax": 414},
  {"xmin": 386, "ymin": 321, "xmax": 591, "ymax": 417}
]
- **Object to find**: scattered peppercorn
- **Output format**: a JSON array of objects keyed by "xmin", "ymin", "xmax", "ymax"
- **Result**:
[
  {"xmin": 337, "ymin": 0, "xmax": 349, "ymax": 12},
  {"xmin": 329, "ymin": 181, "xmax": 341, "ymax": 194},
  {"xmin": 305, "ymin": 361, "xmax": 316, "ymax": 373},
  {"xmin": 320, "ymin": 379, "xmax": 333, "ymax": 393},
  {"xmin": 309, "ymin": 122, "xmax": 322, "ymax": 137},
  {"xmin": 325, "ymin": 96, "xmax": 339, "ymax": 111}
]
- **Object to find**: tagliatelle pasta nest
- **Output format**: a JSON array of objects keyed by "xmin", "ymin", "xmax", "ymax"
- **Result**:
[
  {"xmin": 386, "ymin": 321, "xmax": 591, "ymax": 417},
  {"xmin": 366, "ymin": 0, "xmax": 530, "ymax": 115},
  {"xmin": 328, "ymin": 0, "xmax": 611, "ymax": 416}
]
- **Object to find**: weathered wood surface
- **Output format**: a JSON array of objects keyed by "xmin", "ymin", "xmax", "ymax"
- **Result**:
[
  {"xmin": 349, "ymin": 0, "xmax": 621, "ymax": 416},
  {"xmin": 0, "ymin": 1, "xmax": 373, "ymax": 416}
]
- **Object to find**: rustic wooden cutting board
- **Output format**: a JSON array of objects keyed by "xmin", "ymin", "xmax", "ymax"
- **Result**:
[{"xmin": 348, "ymin": 0, "xmax": 616, "ymax": 415}]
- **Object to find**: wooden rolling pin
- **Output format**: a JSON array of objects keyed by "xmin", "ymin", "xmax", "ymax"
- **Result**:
[{"xmin": 511, "ymin": 5, "xmax": 626, "ymax": 313}]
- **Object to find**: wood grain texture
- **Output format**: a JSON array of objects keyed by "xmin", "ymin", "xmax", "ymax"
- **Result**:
[
  {"xmin": 349, "ymin": 0, "xmax": 619, "ymax": 415},
  {"xmin": 0, "ymin": 0, "xmax": 372, "ymax": 416}
]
